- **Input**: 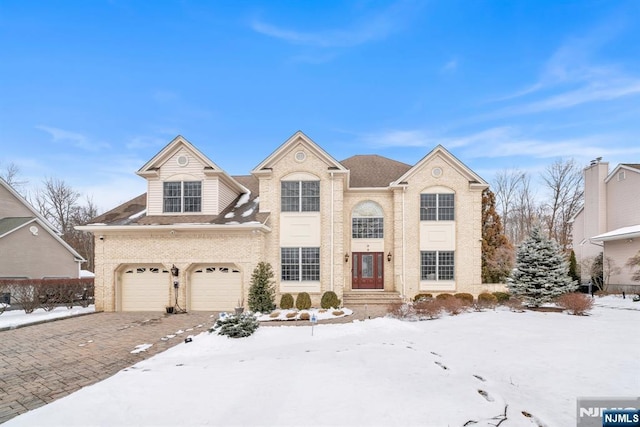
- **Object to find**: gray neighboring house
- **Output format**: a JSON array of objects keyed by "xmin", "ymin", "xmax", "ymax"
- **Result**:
[
  {"xmin": 0, "ymin": 178, "xmax": 84, "ymax": 282},
  {"xmin": 571, "ymin": 160, "xmax": 640, "ymax": 291}
]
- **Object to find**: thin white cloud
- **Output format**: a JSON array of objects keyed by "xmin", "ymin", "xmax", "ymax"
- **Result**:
[
  {"xmin": 362, "ymin": 126, "xmax": 514, "ymax": 149},
  {"xmin": 492, "ymin": 21, "xmax": 640, "ymax": 113},
  {"xmin": 250, "ymin": 1, "xmax": 415, "ymax": 48},
  {"xmin": 441, "ymin": 59, "xmax": 458, "ymax": 73},
  {"xmin": 36, "ymin": 126, "xmax": 110, "ymax": 151}
]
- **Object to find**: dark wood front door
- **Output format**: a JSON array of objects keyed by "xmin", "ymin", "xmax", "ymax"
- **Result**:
[{"xmin": 351, "ymin": 252, "xmax": 384, "ymax": 289}]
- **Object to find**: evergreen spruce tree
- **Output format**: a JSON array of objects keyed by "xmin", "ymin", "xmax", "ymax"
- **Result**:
[
  {"xmin": 248, "ymin": 262, "xmax": 275, "ymax": 313},
  {"xmin": 568, "ymin": 249, "xmax": 580, "ymax": 284},
  {"xmin": 508, "ymin": 227, "xmax": 577, "ymax": 306}
]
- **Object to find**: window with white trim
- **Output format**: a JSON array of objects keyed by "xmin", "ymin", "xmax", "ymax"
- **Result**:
[
  {"xmin": 281, "ymin": 181, "xmax": 320, "ymax": 212},
  {"xmin": 163, "ymin": 181, "xmax": 202, "ymax": 213},
  {"xmin": 281, "ymin": 247, "xmax": 320, "ymax": 281},
  {"xmin": 421, "ymin": 251, "xmax": 455, "ymax": 281},
  {"xmin": 420, "ymin": 193, "xmax": 454, "ymax": 221}
]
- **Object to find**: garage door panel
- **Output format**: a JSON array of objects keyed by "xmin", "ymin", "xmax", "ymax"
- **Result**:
[
  {"xmin": 121, "ymin": 266, "xmax": 170, "ymax": 311},
  {"xmin": 190, "ymin": 266, "xmax": 241, "ymax": 311}
]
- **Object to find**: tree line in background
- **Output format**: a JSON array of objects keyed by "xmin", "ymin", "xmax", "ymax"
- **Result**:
[
  {"xmin": 0, "ymin": 161, "xmax": 98, "ymax": 272},
  {"xmin": 482, "ymin": 158, "xmax": 585, "ymax": 284}
]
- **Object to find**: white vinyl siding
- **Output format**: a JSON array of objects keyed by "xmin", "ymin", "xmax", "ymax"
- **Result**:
[{"xmin": 219, "ymin": 180, "xmax": 239, "ymax": 213}]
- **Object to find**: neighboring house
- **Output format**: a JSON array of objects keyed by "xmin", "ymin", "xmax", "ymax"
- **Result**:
[
  {"xmin": 78, "ymin": 132, "xmax": 490, "ymax": 312},
  {"xmin": 571, "ymin": 159, "xmax": 640, "ymax": 291},
  {"xmin": 0, "ymin": 178, "xmax": 85, "ymax": 280}
]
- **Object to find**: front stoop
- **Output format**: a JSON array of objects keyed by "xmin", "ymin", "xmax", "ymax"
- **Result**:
[{"xmin": 343, "ymin": 291, "xmax": 402, "ymax": 307}]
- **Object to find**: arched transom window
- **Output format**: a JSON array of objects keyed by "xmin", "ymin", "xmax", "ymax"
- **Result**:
[{"xmin": 352, "ymin": 201, "xmax": 384, "ymax": 239}]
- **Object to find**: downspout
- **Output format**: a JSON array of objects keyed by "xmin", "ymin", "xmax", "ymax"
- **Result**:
[
  {"xmin": 402, "ymin": 187, "xmax": 406, "ymax": 299},
  {"xmin": 330, "ymin": 172, "xmax": 335, "ymax": 292}
]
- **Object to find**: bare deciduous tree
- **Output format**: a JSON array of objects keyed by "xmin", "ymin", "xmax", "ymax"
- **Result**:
[
  {"xmin": 32, "ymin": 178, "xmax": 99, "ymax": 272},
  {"xmin": 33, "ymin": 177, "xmax": 81, "ymax": 234},
  {"xmin": 541, "ymin": 159, "xmax": 583, "ymax": 252},
  {"xmin": 0, "ymin": 161, "xmax": 28, "ymax": 193}
]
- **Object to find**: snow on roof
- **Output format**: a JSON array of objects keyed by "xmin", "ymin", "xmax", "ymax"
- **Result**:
[
  {"xmin": 128, "ymin": 209, "xmax": 147, "ymax": 220},
  {"xmin": 591, "ymin": 224, "xmax": 640, "ymax": 241}
]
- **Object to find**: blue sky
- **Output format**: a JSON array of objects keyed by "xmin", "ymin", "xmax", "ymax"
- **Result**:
[{"xmin": 1, "ymin": 0, "xmax": 640, "ymax": 212}]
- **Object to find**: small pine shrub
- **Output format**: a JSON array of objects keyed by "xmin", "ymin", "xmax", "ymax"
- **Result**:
[
  {"xmin": 269, "ymin": 311, "xmax": 281, "ymax": 318},
  {"xmin": 285, "ymin": 311, "xmax": 297, "ymax": 319},
  {"xmin": 440, "ymin": 297, "xmax": 465, "ymax": 315},
  {"xmin": 477, "ymin": 292, "xmax": 498, "ymax": 309},
  {"xmin": 414, "ymin": 293, "xmax": 433, "ymax": 302},
  {"xmin": 556, "ymin": 293, "xmax": 594, "ymax": 315},
  {"xmin": 299, "ymin": 311, "xmax": 310, "ymax": 321},
  {"xmin": 414, "ymin": 299, "xmax": 442, "ymax": 320},
  {"xmin": 454, "ymin": 293, "xmax": 474, "ymax": 306},
  {"xmin": 295, "ymin": 292, "xmax": 312, "ymax": 310},
  {"xmin": 280, "ymin": 293, "xmax": 294, "ymax": 309},
  {"xmin": 320, "ymin": 291, "xmax": 341, "ymax": 309},
  {"xmin": 212, "ymin": 313, "xmax": 259, "ymax": 338},
  {"xmin": 248, "ymin": 262, "xmax": 276, "ymax": 313},
  {"xmin": 492, "ymin": 291, "xmax": 511, "ymax": 304},
  {"xmin": 436, "ymin": 293, "xmax": 453, "ymax": 301}
]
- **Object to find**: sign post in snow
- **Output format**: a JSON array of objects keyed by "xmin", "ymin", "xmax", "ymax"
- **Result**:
[{"xmin": 310, "ymin": 313, "xmax": 317, "ymax": 336}]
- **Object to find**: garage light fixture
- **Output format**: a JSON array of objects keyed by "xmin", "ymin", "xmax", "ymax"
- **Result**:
[{"xmin": 171, "ymin": 265, "xmax": 179, "ymax": 277}]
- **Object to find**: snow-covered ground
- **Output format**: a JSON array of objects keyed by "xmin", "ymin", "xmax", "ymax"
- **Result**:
[
  {"xmin": 0, "ymin": 305, "xmax": 95, "ymax": 329},
  {"xmin": 5, "ymin": 296, "xmax": 640, "ymax": 427}
]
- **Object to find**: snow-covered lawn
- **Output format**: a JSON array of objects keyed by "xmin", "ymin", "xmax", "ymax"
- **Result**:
[
  {"xmin": 6, "ymin": 296, "xmax": 640, "ymax": 427},
  {"xmin": 0, "ymin": 305, "xmax": 95, "ymax": 329}
]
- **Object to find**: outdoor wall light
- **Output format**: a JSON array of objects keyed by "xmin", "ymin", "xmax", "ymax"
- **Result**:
[
  {"xmin": 344, "ymin": 253, "xmax": 349, "ymax": 263},
  {"xmin": 171, "ymin": 264, "xmax": 179, "ymax": 277},
  {"xmin": 387, "ymin": 252, "xmax": 392, "ymax": 262}
]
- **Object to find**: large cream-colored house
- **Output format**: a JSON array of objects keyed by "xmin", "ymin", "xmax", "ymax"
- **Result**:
[
  {"xmin": 571, "ymin": 159, "xmax": 640, "ymax": 291},
  {"xmin": 79, "ymin": 132, "xmax": 491, "ymax": 312}
]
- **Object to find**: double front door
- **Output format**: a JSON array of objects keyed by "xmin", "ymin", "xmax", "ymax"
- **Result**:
[{"xmin": 351, "ymin": 252, "xmax": 384, "ymax": 289}]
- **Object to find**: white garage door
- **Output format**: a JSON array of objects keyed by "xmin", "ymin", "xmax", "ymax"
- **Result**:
[
  {"xmin": 190, "ymin": 266, "xmax": 242, "ymax": 311},
  {"xmin": 121, "ymin": 266, "xmax": 170, "ymax": 311}
]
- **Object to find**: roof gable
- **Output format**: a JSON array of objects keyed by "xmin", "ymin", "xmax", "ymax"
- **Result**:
[
  {"xmin": 391, "ymin": 145, "xmax": 488, "ymax": 188},
  {"xmin": 136, "ymin": 135, "xmax": 248, "ymax": 194},
  {"xmin": 605, "ymin": 163, "xmax": 640, "ymax": 183},
  {"xmin": 0, "ymin": 179, "xmax": 85, "ymax": 261},
  {"xmin": 251, "ymin": 131, "xmax": 347, "ymax": 174}
]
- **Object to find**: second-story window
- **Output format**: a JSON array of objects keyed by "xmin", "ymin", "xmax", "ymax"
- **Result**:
[
  {"xmin": 163, "ymin": 181, "xmax": 202, "ymax": 213},
  {"xmin": 420, "ymin": 193, "xmax": 454, "ymax": 221},
  {"xmin": 281, "ymin": 181, "xmax": 320, "ymax": 212}
]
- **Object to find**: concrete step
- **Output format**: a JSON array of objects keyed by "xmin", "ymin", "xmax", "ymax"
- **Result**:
[{"xmin": 343, "ymin": 291, "xmax": 402, "ymax": 306}]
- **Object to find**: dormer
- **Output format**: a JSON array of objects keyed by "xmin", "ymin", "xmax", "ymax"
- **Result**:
[{"xmin": 137, "ymin": 135, "xmax": 248, "ymax": 216}]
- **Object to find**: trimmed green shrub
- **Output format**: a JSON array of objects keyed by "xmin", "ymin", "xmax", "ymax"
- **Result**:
[
  {"xmin": 477, "ymin": 292, "xmax": 498, "ymax": 309},
  {"xmin": 454, "ymin": 293, "xmax": 474, "ymax": 306},
  {"xmin": 320, "ymin": 291, "xmax": 341, "ymax": 309},
  {"xmin": 211, "ymin": 313, "xmax": 259, "ymax": 338},
  {"xmin": 435, "ymin": 293, "xmax": 453, "ymax": 300},
  {"xmin": 492, "ymin": 291, "xmax": 511, "ymax": 304},
  {"xmin": 280, "ymin": 293, "xmax": 294, "ymax": 309},
  {"xmin": 295, "ymin": 292, "xmax": 312, "ymax": 310},
  {"xmin": 414, "ymin": 293, "xmax": 433, "ymax": 302}
]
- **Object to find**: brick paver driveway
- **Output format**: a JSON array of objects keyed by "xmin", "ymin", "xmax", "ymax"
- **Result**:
[{"xmin": 0, "ymin": 311, "xmax": 217, "ymax": 423}]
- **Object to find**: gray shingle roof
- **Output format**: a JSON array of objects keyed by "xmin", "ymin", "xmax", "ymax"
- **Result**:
[
  {"xmin": 0, "ymin": 217, "xmax": 33, "ymax": 237},
  {"xmin": 340, "ymin": 155, "xmax": 412, "ymax": 188}
]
